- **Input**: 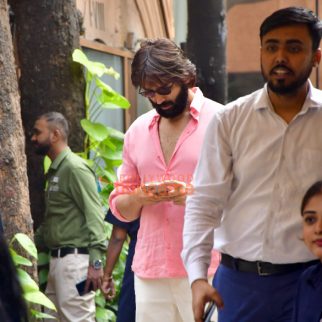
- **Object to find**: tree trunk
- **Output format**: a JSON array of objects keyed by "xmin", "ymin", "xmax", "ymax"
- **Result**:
[
  {"xmin": 9, "ymin": 0, "xmax": 85, "ymax": 229},
  {"xmin": 0, "ymin": 0, "xmax": 33, "ymax": 240},
  {"xmin": 186, "ymin": 0, "xmax": 227, "ymax": 104}
]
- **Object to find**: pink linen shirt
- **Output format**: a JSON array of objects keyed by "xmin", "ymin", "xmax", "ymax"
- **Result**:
[{"xmin": 109, "ymin": 87, "xmax": 222, "ymax": 278}]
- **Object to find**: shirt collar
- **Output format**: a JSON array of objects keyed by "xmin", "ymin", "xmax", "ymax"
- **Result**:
[
  {"xmin": 305, "ymin": 80, "xmax": 322, "ymax": 110},
  {"xmin": 189, "ymin": 87, "xmax": 204, "ymax": 121},
  {"xmin": 255, "ymin": 81, "xmax": 322, "ymax": 113},
  {"xmin": 49, "ymin": 147, "xmax": 71, "ymax": 170},
  {"xmin": 148, "ymin": 87, "xmax": 203, "ymax": 129}
]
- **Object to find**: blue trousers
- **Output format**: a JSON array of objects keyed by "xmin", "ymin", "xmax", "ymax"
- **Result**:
[
  {"xmin": 213, "ymin": 264, "xmax": 306, "ymax": 322},
  {"xmin": 116, "ymin": 270, "xmax": 135, "ymax": 322}
]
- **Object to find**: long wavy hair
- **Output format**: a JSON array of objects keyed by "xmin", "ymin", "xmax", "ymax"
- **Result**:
[{"xmin": 131, "ymin": 38, "xmax": 196, "ymax": 89}]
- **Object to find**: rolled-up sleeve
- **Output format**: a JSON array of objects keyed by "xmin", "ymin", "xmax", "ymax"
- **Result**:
[
  {"xmin": 109, "ymin": 130, "xmax": 141, "ymax": 222},
  {"xmin": 182, "ymin": 112, "xmax": 233, "ymax": 284},
  {"xmin": 69, "ymin": 167, "xmax": 106, "ymax": 262}
]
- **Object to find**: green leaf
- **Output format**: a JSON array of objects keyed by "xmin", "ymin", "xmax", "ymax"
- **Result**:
[
  {"xmin": 106, "ymin": 127, "xmax": 125, "ymax": 140},
  {"xmin": 103, "ymin": 159, "xmax": 123, "ymax": 169},
  {"xmin": 102, "ymin": 169, "xmax": 117, "ymax": 183},
  {"xmin": 38, "ymin": 252, "xmax": 50, "ymax": 266},
  {"xmin": 95, "ymin": 78, "xmax": 130, "ymax": 109},
  {"xmin": 44, "ymin": 156, "xmax": 52, "ymax": 174},
  {"xmin": 30, "ymin": 309, "xmax": 56, "ymax": 319},
  {"xmin": 95, "ymin": 291, "xmax": 106, "ymax": 308},
  {"xmin": 38, "ymin": 267, "xmax": 49, "ymax": 285},
  {"xmin": 24, "ymin": 290, "xmax": 57, "ymax": 311},
  {"xmin": 95, "ymin": 306, "xmax": 115, "ymax": 321},
  {"xmin": 73, "ymin": 49, "xmax": 106, "ymax": 77},
  {"xmin": 72, "ymin": 49, "xmax": 120, "ymax": 79},
  {"xmin": 13, "ymin": 233, "xmax": 37, "ymax": 259},
  {"xmin": 100, "ymin": 149, "xmax": 123, "ymax": 161},
  {"xmin": 10, "ymin": 249, "xmax": 32, "ymax": 266},
  {"xmin": 100, "ymin": 138, "xmax": 124, "ymax": 156},
  {"xmin": 17, "ymin": 268, "xmax": 39, "ymax": 293},
  {"xmin": 99, "ymin": 138, "xmax": 117, "ymax": 152},
  {"xmin": 81, "ymin": 119, "xmax": 109, "ymax": 142}
]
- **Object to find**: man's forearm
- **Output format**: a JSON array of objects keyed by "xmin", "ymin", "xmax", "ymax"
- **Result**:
[
  {"xmin": 115, "ymin": 191, "xmax": 142, "ymax": 221},
  {"xmin": 104, "ymin": 226, "xmax": 127, "ymax": 276}
]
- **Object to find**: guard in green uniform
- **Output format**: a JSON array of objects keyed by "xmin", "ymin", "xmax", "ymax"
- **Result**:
[{"xmin": 32, "ymin": 112, "xmax": 106, "ymax": 322}]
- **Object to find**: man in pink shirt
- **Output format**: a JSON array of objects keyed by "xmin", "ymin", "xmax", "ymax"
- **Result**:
[{"xmin": 109, "ymin": 38, "xmax": 222, "ymax": 322}]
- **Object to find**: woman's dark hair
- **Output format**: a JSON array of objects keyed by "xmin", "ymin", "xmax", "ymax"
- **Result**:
[
  {"xmin": 0, "ymin": 234, "xmax": 28, "ymax": 321},
  {"xmin": 131, "ymin": 38, "xmax": 196, "ymax": 89},
  {"xmin": 260, "ymin": 6, "xmax": 322, "ymax": 51},
  {"xmin": 301, "ymin": 180, "xmax": 322, "ymax": 215}
]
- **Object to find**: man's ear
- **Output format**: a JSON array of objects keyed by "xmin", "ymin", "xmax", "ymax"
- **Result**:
[
  {"xmin": 313, "ymin": 48, "xmax": 321, "ymax": 66},
  {"xmin": 51, "ymin": 128, "xmax": 61, "ymax": 142}
]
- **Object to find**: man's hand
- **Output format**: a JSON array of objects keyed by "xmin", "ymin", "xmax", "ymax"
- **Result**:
[
  {"xmin": 139, "ymin": 181, "xmax": 193, "ymax": 206},
  {"xmin": 168, "ymin": 189, "xmax": 187, "ymax": 205},
  {"xmin": 101, "ymin": 275, "xmax": 115, "ymax": 300},
  {"xmin": 85, "ymin": 265, "xmax": 103, "ymax": 293},
  {"xmin": 191, "ymin": 279, "xmax": 224, "ymax": 322},
  {"xmin": 133, "ymin": 186, "xmax": 176, "ymax": 206}
]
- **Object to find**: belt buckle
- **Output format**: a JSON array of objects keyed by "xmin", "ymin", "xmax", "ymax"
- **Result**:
[{"xmin": 256, "ymin": 261, "xmax": 270, "ymax": 276}]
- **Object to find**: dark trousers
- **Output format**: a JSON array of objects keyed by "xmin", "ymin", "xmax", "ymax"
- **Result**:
[
  {"xmin": 116, "ymin": 269, "xmax": 135, "ymax": 322},
  {"xmin": 116, "ymin": 243, "xmax": 136, "ymax": 322},
  {"xmin": 213, "ymin": 264, "xmax": 306, "ymax": 322}
]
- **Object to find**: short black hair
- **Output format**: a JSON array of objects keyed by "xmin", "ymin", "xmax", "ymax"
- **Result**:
[
  {"xmin": 301, "ymin": 180, "xmax": 322, "ymax": 215},
  {"xmin": 260, "ymin": 6, "xmax": 322, "ymax": 50},
  {"xmin": 38, "ymin": 111, "xmax": 69, "ymax": 141}
]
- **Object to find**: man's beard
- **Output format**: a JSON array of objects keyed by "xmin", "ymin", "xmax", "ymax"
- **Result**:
[
  {"xmin": 262, "ymin": 63, "xmax": 313, "ymax": 95},
  {"xmin": 34, "ymin": 142, "xmax": 51, "ymax": 156},
  {"xmin": 150, "ymin": 85, "xmax": 189, "ymax": 119}
]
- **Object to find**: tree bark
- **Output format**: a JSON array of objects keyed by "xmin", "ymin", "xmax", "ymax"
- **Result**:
[
  {"xmin": 0, "ymin": 0, "xmax": 33, "ymax": 240},
  {"xmin": 9, "ymin": 0, "xmax": 85, "ymax": 229},
  {"xmin": 186, "ymin": 0, "xmax": 227, "ymax": 104}
]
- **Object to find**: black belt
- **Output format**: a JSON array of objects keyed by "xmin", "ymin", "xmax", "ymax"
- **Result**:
[
  {"xmin": 221, "ymin": 253, "xmax": 318, "ymax": 276},
  {"xmin": 50, "ymin": 247, "xmax": 88, "ymax": 258}
]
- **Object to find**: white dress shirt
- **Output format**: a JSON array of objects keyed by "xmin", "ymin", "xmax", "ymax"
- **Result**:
[{"xmin": 182, "ymin": 82, "xmax": 322, "ymax": 284}]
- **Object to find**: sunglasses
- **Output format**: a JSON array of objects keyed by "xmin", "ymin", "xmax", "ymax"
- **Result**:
[{"xmin": 139, "ymin": 84, "xmax": 173, "ymax": 98}]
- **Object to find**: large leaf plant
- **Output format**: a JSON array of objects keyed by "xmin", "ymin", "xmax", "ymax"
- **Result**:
[
  {"xmin": 10, "ymin": 233, "xmax": 56, "ymax": 320},
  {"xmin": 72, "ymin": 49, "xmax": 131, "ymax": 322}
]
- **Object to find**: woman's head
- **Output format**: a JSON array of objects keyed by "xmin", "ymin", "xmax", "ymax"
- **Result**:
[{"xmin": 301, "ymin": 181, "xmax": 322, "ymax": 260}]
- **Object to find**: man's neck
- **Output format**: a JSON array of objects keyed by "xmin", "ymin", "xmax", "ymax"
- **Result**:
[
  {"xmin": 48, "ymin": 143, "xmax": 68, "ymax": 161},
  {"xmin": 268, "ymin": 82, "xmax": 309, "ymax": 123}
]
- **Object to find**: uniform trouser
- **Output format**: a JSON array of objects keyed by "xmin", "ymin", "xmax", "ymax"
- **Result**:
[
  {"xmin": 45, "ymin": 254, "xmax": 95, "ymax": 322},
  {"xmin": 134, "ymin": 275, "xmax": 217, "ymax": 322},
  {"xmin": 213, "ymin": 263, "xmax": 308, "ymax": 322}
]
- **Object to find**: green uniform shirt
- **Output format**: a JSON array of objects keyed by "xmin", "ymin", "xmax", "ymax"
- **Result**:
[{"xmin": 35, "ymin": 147, "xmax": 106, "ymax": 262}]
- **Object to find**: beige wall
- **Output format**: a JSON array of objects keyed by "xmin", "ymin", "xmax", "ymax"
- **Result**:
[
  {"xmin": 76, "ymin": 0, "xmax": 145, "ymax": 50},
  {"xmin": 76, "ymin": 0, "xmax": 174, "ymax": 52},
  {"xmin": 227, "ymin": 0, "xmax": 319, "ymax": 69}
]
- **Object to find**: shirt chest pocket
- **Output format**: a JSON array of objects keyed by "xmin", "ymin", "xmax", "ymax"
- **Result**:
[
  {"xmin": 293, "ymin": 148, "xmax": 322, "ymax": 187},
  {"xmin": 46, "ymin": 176, "xmax": 65, "ymax": 202}
]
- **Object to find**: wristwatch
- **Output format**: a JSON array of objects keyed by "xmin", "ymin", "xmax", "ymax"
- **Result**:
[{"xmin": 92, "ymin": 259, "xmax": 103, "ymax": 270}]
